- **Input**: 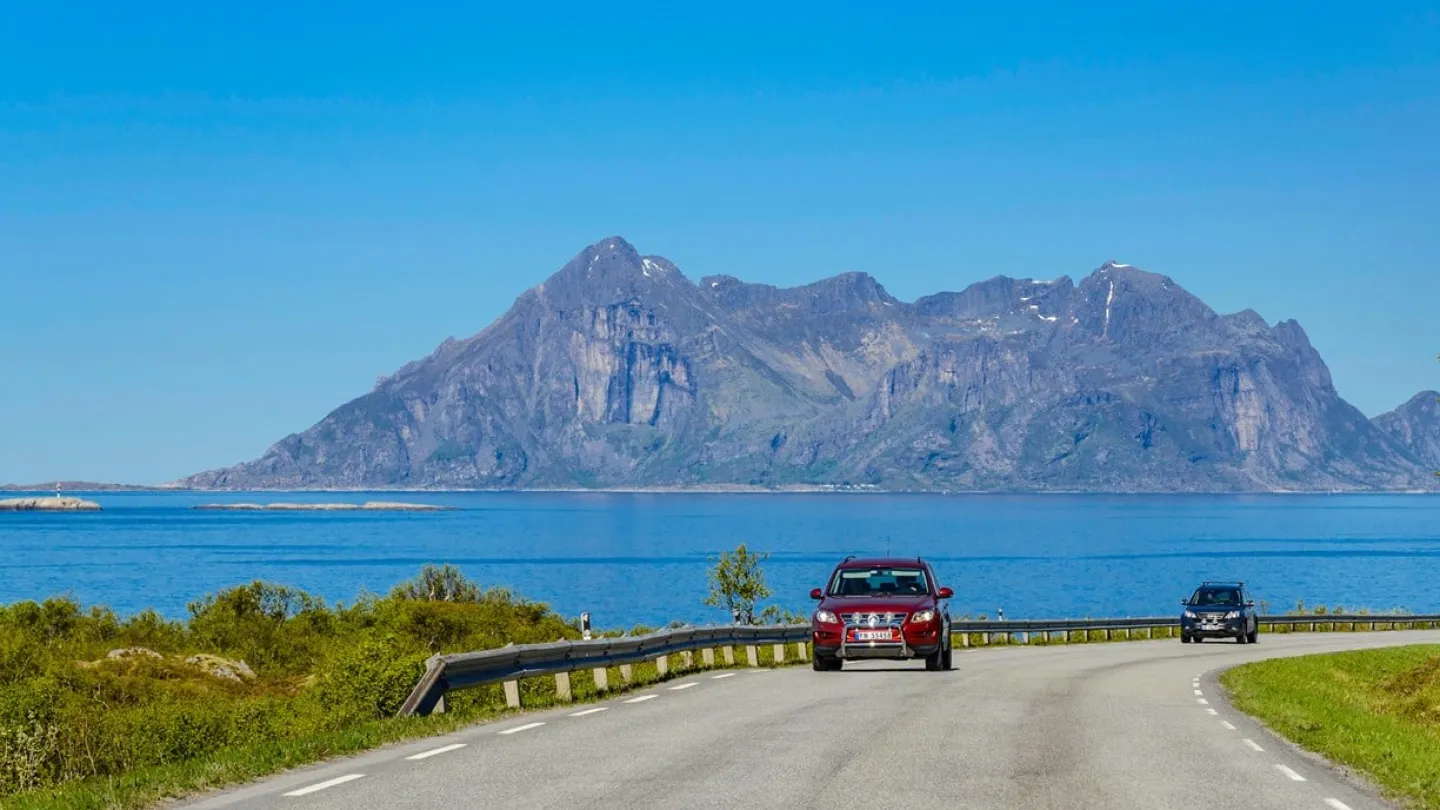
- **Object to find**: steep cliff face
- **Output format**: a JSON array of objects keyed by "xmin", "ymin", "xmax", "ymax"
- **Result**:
[
  {"xmin": 180, "ymin": 241, "xmax": 1434, "ymax": 491},
  {"xmin": 1374, "ymin": 391, "xmax": 1440, "ymax": 471}
]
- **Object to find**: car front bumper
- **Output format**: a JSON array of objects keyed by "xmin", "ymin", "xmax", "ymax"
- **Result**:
[
  {"xmin": 812, "ymin": 627, "xmax": 942, "ymax": 660},
  {"xmin": 1182, "ymin": 618, "xmax": 1245, "ymax": 638}
]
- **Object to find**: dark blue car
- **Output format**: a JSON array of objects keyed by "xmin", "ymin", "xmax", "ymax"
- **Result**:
[{"xmin": 1180, "ymin": 581, "xmax": 1259, "ymax": 644}]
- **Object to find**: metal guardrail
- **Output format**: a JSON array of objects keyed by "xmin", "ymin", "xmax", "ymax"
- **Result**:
[
  {"xmin": 398, "ymin": 613, "xmax": 1440, "ymax": 717},
  {"xmin": 950, "ymin": 614, "xmax": 1440, "ymax": 635},
  {"xmin": 398, "ymin": 623, "xmax": 810, "ymax": 717}
]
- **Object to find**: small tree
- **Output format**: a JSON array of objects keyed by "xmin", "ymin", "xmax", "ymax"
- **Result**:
[
  {"xmin": 704, "ymin": 544, "xmax": 772, "ymax": 625},
  {"xmin": 390, "ymin": 564, "xmax": 483, "ymax": 603}
]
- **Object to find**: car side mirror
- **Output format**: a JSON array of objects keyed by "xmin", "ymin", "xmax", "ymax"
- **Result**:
[
  {"xmin": 810, "ymin": 588, "xmax": 823, "ymax": 600},
  {"xmin": 1245, "ymin": 601, "xmax": 1255, "ymax": 608},
  {"xmin": 1180, "ymin": 599, "xmax": 1188, "ymax": 606},
  {"xmin": 936, "ymin": 587, "xmax": 953, "ymax": 599}
]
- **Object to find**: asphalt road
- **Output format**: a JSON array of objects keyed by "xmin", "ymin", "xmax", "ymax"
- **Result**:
[{"xmin": 179, "ymin": 630, "xmax": 1440, "ymax": 810}]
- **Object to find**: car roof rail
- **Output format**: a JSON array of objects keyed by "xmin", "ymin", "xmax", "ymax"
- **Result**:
[{"xmin": 1201, "ymin": 580, "xmax": 1244, "ymax": 587}]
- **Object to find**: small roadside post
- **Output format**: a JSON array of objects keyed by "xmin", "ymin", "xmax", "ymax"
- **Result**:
[{"xmin": 580, "ymin": 612, "xmax": 592, "ymax": 641}]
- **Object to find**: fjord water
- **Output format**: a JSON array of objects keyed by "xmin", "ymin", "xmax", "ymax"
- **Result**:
[{"xmin": 2, "ymin": 492, "xmax": 1437, "ymax": 628}]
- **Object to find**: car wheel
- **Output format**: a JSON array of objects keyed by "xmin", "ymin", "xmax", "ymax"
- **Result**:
[
  {"xmin": 812, "ymin": 656, "xmax": 827, "ymax": 671},
  {"xmin": 941, "ymin": 641, "xmax": 953, "ymax": 671},
  {"xmin": 1181, "ymin": 634, "xmax": 1191, "ymax": 644},
  {"xmin": 1248, "ymin": 628, "xmax": 1259, "ymax": 644},
  {"xmin": 925, "ymin": 649, "xmax": 942, "ymax": 671}
]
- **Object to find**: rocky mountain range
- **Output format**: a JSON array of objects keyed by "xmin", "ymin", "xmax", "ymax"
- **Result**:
[{"xmin": 179, "ymin": 237, "xmax": 1438, "ymax": 492}]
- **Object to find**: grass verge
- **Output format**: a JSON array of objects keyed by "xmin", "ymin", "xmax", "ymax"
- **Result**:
[{"xmin": 1220, "ymin": 645, "xmax": 1440, "ymax": 809}]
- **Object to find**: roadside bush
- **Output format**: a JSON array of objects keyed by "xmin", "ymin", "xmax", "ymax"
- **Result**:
[{"xmin": 0, "ymin": 564, "xmax": 579, "ymax": 803}]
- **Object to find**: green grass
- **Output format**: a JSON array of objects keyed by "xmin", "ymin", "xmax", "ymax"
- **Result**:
[{"xmin": 1221, "ymin": 645, "xmax": 1440, "ymax": 809}]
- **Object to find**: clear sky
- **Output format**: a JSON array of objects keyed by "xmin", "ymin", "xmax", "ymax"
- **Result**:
[{"xmin": 3, "ymin": 3, "xmax": 1438, "ymax": 484}]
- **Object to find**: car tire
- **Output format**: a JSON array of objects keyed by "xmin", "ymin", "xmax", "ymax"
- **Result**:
[
  {"xmin": 925, "ymin": 649, "xmax": 942, "ymax": 671},
  {"xmin": 941, "ymin": 641, "xmax": 953, "ymax": 671},
  {"xmin": 1181, "ymin": 634, "xmax": 1192, "ymax": 644},
  {"xmin": 812, "ymin": 656, "xmax": 827, "ymax": 671},
  {"xmin": 1248, "ymin": 627, "xmax": 1259, "ymax": 644}
]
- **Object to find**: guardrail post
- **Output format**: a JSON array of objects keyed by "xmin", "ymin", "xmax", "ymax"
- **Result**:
[
  {"xmin": 656, "ymin": 654, "xmax": 669, "ymax": 676},
  {"xmin": 555, "ymin": 671, "xmax": 572, "ymax": 702},
  {"xmin": 773, "ymin": 643, "xmax": 785, "ymax": 663},
  {"xmin": 681, "ymin": 651, "xmax": 694, "ymax": 669},
  {"xmin": 702, "ymin": 648, "xmax": 715, "ymax": 667},
  {"xmin": 1019, "ymin": 632, "xmax": 1029, "ymax": 645},
  {"xmin": 503, "ymin": 680, "xmax": 521, "ymax": 709},
  {"xmin": 795, "ymin": 641, "xmax": 807, "ymax": 661},
  {"xmin": 960, "ymin": 633, "xmax": 969, "ymax": 648},
  {"xmin": 435, "ymin": 693, "xmax": 447, "ymax": 714},
  {"xmin": 593, "ymin": 667, "xmax": 609, "ymax": 691},
  {"xmin": 746, "ymin": 645, "xmax": 759, "ymax": 667},
  {"xmin": 724, "ymin": 646, "xmax": 736, "ymax": 665},
  {"xmin": 620, "ymin": 664, "xmax": 633, "ymax": 684}
]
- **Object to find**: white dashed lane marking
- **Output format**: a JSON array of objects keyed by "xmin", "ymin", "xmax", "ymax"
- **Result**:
[
  {"xmin": 1205, "ymin": 708, "xmax": 1218, "ymax": 715},
  {"xmin": 1324, "ymin": 799, "xmax": 1355, "ymax": 810},
  {"xmin": 623, "ymin": 694, "xmax": 658, "ymax": 704},
  {"xmin": 1197, "ymin": 698, "xmax": 1209, "ymax": 705},
  {"xmin": 283, "ymin": 774, "xmax": 365, "ymax": 797},
  {"xmin": 712, "ymin": 673, "xmax": 738, "ymax": 679},
  {"xmin": 1221, "ymin": 721, "xmax": 1236, "ymax": 730},
  {"xmin": 1194, "ymin": 689, "xmax": 1204, "ymax": 696},
  {"xmin": 1243, "ymin": 739, "xmax": 1264, "ymax": 752},
  {"xmin": 668, "ymin": 682, "xmax": 698, "ymax": 691},
  {"xmin": 569, "ymin": 707, "xmax": 608, "ymax": 717},
  {"xmin": 1275, "ymin": 764, "xmax": 1306, "ymax": 782},
  {"xmin": 405, "ymin": 744, "xmax": 466, "ymax": 761},
  {"xmin": 497, "ymin": 722, "xmax": 545, "ymax": 736}
]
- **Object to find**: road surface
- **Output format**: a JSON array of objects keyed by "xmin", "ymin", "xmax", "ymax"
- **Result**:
[{"xmin": 180, "ymin": 630, "xmax": 1440, "ymax": 810}]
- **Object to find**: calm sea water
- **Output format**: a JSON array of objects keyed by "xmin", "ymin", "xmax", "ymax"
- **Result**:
[{"xmin": 2, "ymin": 492, "xmax": 1438, "ymax": 629}]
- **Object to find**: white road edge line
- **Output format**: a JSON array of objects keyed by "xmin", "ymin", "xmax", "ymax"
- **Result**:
[
  {"xmin": 569, "ymin": 708, "xmax": 608, "ymax": 717},
  {"xmin": 282, "ymin": 774, "xmax": 365, "ymax": 796},
  {"xmin": 405, "ymin": 743, "xmax": 466, "ymax": 761},
  {"xmin": 1221, "ymin": 721, "xmax": 1237, "ymax": 730},
  {"xmin": 712, "ymin": 673, "xmax": 737, "ymax": 679},
  {"xmin": 1275, "ymin": 764, "xmax": 1306, "ymax": 782},
  {"xmin": 497, "ymin": 722, "xmax": 545, "ymax": 736},
  {"xmin": 1243, "ymin": 739, "xmax": 1264, "ymax": 752},
  {"xmin": 1324, "ymin": 799, "xmax": 1355, "ymax": 810},
  {"xmin": 624, "ymin": 694, "xmax": 659, "ymax": 704},
  {"xmin": 668, "ymin": 682, "xmax": 699, "ymax": 691}
]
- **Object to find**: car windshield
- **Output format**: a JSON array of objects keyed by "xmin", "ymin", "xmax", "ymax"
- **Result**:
[
  {"xmin": 828, "ymin": 566, "xmax": 928, "ymax": 596},
  {"xmin": 1190, "ymin": 588, "xmax": 1241, "ymax": 607}
]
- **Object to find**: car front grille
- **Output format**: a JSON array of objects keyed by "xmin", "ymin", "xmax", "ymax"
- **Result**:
[{"xmin": 840, "ymin": 612, "xmax": 908, "ymax": 626}]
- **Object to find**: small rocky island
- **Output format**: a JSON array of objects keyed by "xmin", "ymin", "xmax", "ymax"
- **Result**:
[
  {"xmin": 0, "ymin": 496, "xmax": 103, "ymax": 512},
  {"xmin": 193, "ymin": 501, "xmax": 453, "ymax": 512}
]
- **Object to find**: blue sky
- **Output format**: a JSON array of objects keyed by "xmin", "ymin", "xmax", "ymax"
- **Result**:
[{"xmin": 2, "ymin": 3, "xmax": 1438, "ymax": 484}]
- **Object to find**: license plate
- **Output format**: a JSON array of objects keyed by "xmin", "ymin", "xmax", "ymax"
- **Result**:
[{"xmin": 855, "ymin": 629, "xmax": 892, "ymax": 641}]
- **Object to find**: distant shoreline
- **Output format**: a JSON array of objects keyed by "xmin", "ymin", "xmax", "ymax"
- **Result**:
[{"xmin": 2, "ymin": 484, "xmax": 1436, "ymax": 496}]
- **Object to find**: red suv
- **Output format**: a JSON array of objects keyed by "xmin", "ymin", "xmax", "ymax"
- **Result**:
[{"xmin": 809, "ymin": 556, "xmax": 953, "ymax": 671}]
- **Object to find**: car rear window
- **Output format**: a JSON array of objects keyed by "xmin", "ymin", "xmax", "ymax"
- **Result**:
[{"xmin": 828, "ymin": 567, "xmax": 929, "ymax": 596}]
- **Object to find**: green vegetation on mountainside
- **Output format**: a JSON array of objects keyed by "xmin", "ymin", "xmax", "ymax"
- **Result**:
[{"xmin": 1222, "ymin": 645, "xmax": 1440, "ymax": 809}]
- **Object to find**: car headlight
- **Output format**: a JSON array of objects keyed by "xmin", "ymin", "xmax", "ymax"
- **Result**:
[
  {"xmin": 909, "ymin": 609, "xmax": 936, "ymax": 624},
  {"xmin": 814, "ymin": 610, "xmax": 838, "ymax": 624},
  {"xmin": 1183, "ymin": 610, "xmax": 1197, "ymax": 619},
  {"xmin": 1224, "ymin": 611, "xmax": 1240, "ymax": 619}
]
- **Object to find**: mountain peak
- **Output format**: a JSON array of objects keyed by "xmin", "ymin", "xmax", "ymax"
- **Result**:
[{"xmin": 535, "ymin": 236, "xmax": 690, "ymax": 304}]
